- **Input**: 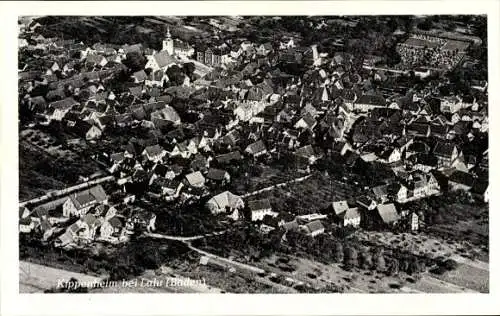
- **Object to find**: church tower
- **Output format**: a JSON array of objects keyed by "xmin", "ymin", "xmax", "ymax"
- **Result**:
[{"xmin": 162, "ymin": 27, "xmax": 174, "ymax": 55}]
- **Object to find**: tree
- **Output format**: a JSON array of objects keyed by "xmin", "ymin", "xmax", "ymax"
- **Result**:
[
  {"xmin": 359, "ymin": 250, "xmax": 373, "ymax": 270},
  {"xmin": 183, "ymin": 62, "xmax": 195, "ymax": 79},
  {"xmin": 123, "ymin": 52, "xmax": 147, "ymax": 72},
  {"xmin": 343, "ymin": 246, "xmax": 358, "ymax": 270},
  {"xmin": 373, "ymin": 251, "xmax": 386, "ymax": 272},
  {"xmin": 387, "ymin": 258, "xmax": 399, "ymax": 276},
  {"xmin": 407, "ymin": 258, "xmax": 420, "ymax": 275},
  {"xmin": 333, "ymin": 242, "xmax": 344, "ymax": 263},
  {"xmin": 166, "ymin": 65, "xmax": 186, "ymax": 86}
]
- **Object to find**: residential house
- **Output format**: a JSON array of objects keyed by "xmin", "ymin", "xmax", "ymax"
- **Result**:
[
  {"xmin": 356, "ymin": 195, "xmax": 377, "ymax": 210},
  {"xmin": 206, "ymin": 191, "xmax": 244, "ymax": 220},
  {"xmin": 62, "ymin": 185, "xmax": 108, "ymax": 217},
  {"xmin": 378, "ymin": 147, "xmax": 402, "ymax": 164},
  {"xmin": 72, "ymin": 120, "xmax": 102, "ymax": 140},
  {"xmin": 433, "ymin": 141, "xmax": 461, "ymax": 168},
  {"xmin": 151, "ymin": 106, "xmax": 181, "ymax": 127},
  {"xmin": 245, "ymin": 140, "xmax": 268, "ymax": 158},
  {"xmin": 405, "ymin": 123, "xmax": 430, "ymax": 138},
  {"xmin": 294, "ymin": 145, "xmax": 320, "ymax": 165},
  {"xmin": 142, "ymin": 144, "xmax": 167, "ymax": 162},
  {"xmin": 248, "ymin": 199, "xmax": 277, "ymax": 221},
  {"xmin": 184, "ymin": 171, "xmax": 206, "ymax": 189},
  {"xmin": 205, "ymin": 168, "xmax": 230, "ymax": 186},
  {"xmin": 216, "ymin": 151, "xmax": 243, "ymax": 165},
  {"xmin": 49, "ymin": 97, "xmax": 79, "ymax": 121},
  {"xmin": 300, "ymin": 220, "xmax": 325, "ymax": 237},
  {"xmin": 375, "ymin": 203, "xmax": 400, "ymax": 226},
  {"xmin": 339, "ymin": 207, "xmax": 361, "ymax": 228},
  {"xmin": 448, "ymin": 170, "xmax": 475, "ymax": 191},
  {"xmin": 354, "ymin": 94, "xmax": 386, "ymax": 112},
  {"xmin": 294, "ymin": 113, "xmax": 317, "ymax": 130},
  {"xmin": 100, "ymin": 216, "xmax": 125, "ymax": 242},
  {"xmin": 331, "ymin": 200, "xmax": 349, "ymax": 216}
]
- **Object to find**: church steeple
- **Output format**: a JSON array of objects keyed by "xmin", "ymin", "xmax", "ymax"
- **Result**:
[{"xmin": 162, "ymin": 26, "xmax": 174, "ymax": 55}]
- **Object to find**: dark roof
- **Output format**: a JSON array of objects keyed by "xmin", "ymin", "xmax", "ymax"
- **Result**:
[
  {"xmin": 407, "ymin": 123, "xmax": 429, "ymax": 136},
  {"xmin": 248, "ymin": 199, "xmax": 272, "ymax": 211},
  {"xmin": 49, "ymin": 97, "xmax": 79, "ymax": 109},
  {"xmin": 245, "ymin": 140, "xmax": 267, "ymax": 154},
  {"xmin": 206, "ymin": 168, "xmax": 228, "ymax": 181},
  {"xmin": 449, "ymin": 170, "xmax": 475, "ymax": 187},
  {"xmin": 356, "ymin": 94, "xmax": 386, "ymax": 106},
  {"xmin": 216, "ymin": 151, "xmax": 242, "ymax": 164},
  {"xmin": 144, "ymin": 144, "xmax": 164, "ymax": 157},
  {"xmin": 434, "ymin": 141, "xmax": 456, "ymax": 158},
  {"xmin": 471, "ymin": 180, "xmax": 488, "ymax": 195}
]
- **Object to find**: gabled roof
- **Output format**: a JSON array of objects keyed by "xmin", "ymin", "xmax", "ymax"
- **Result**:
[
  {"xmin": 206, "ymin": 168, "xmax": 228, "ymax": 181},
  {"xmin": 372, "ymin": 184, "xmax": 388, "ymax": 197},
  {"xmin": 248, "ymin": 199, "xmax": 272, "ymax": 211},
  {"xmin": 298, "ymin": 112, "xmax": 316, "ymax": 128},
  {"xmin": 208, "ymin": 191, "xmax": 244, "ymax": 210},
  {"xmin": 433, "ymin": 141, "xmax": 456, "ymax": 158},
  {"xmin": 144, "ymin": 144, "xmax": 164, "ymax": 157},
  {"xmin": 245, "ymin": 140, "xmax": 267, "ymax": 154},
  {"xmin": 449, "ymin": 170, "xmax": 475, "ymax": 187},
  {"xmin": 152, "ymin": 51, "xmax": 178, "ymax": 68},
  {"xmin": 356, "ymin": 94, "xmax": 386, "ymax": 106},
  {"xmin": 341, "ymin": 207, "xmax": 361, "ymax": 220},
  {"xmin": 216, "ymin": 151, "xmax": 242, "ymax": 164},
  {"xmin": 151, "ymin": 106, "xmax": 181, "ymax": 124},
  {"xmin": 49, "ymin": 97, "xmax": 79, "ymax": 109},
  {"xmin": 294, "ymin": 145, "xmax": 316, "ymax": 159},
  {"xmin": 121, "ymin": 43, "xmax": 143, "ymax": 54},
  {"xmin": 132, "ymin": 70, "xmax": 148, "ymax": 82},
  {"xmin": 107, "ymin": 216, "xmax": 123, "ymax": 228},
  {"xmin": 332, "ymin": 200, "xmax": 349, "ymax": 215},
  {"xmin": 376, "ymin": 203, "xmax": 400, "ymax": 224},
  {"xmin": 185, "ymin": 171, "xmax": 205, "ymax": 186},
  {"xmin": 70, "ymin": 185, "xmax": 107, "ymax": 210},
  {"xmin": 303, "ymin": 220, "xmax": 324, "ymax": 233}
]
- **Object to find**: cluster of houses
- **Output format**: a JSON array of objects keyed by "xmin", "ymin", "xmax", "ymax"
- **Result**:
[
  {"xmin": 397, "ymin": 33, "xmax": 470, "ymax": 71},
  {"xmin": 19, "ymin": 18, "xmax": 488, "ymax": 247},
  {"xmin": 19, "ymin": 184, "xmax": 157, "ymax": 248}
]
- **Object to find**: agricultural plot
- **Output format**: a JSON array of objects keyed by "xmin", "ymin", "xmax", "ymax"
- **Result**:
[{"xmin": 248, "ymin": 172, "xmax": 361, "ymax": 215}]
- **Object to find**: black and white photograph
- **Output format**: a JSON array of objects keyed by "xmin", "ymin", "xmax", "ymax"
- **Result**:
[{"xmin": 1, "ymin": 0, "xmax": 500, "ymax": 315}]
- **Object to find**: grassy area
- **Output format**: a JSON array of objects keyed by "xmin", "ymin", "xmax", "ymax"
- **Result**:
[
  {"xmin": 246, "ymin": 172, "xmax": 362, "ymax": 215},
  {"xmin": 431, "ymin": 263, "xmax": 489, "ymax": 293},
  {"xmin": 19, "ymin": 130, "xmax": 103, "ymax": 200}
]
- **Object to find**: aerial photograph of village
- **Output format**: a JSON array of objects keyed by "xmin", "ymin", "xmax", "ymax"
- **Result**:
[{"xmin": 18, "ymin": 15, "xmax": 488, "ymax": 294}]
